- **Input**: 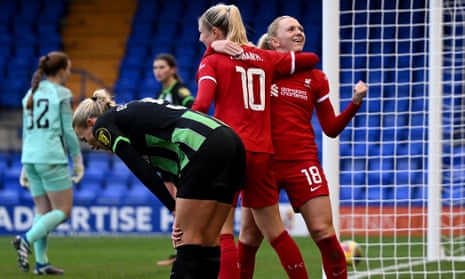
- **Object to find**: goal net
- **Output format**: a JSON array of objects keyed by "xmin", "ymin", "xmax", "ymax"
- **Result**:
[{"xmin": 323, "ymin": 0, "xmax": 465, "ymax": 278}]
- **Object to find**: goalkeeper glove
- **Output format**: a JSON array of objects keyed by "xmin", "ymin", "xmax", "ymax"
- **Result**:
[
  {"xmin": 19, "ymin": 167, "xmax": 30, "ymax": 188},
  {"xmin": 71, "ymin": 154, "xmax": 85, "ymax": 183}
]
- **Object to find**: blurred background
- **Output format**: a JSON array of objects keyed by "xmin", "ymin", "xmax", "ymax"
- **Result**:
[{"xmin": 0, "ymin": 0, "xmax": 323, "ymax": 227}]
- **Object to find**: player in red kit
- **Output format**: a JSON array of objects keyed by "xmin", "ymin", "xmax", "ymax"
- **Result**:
[
  {"xmin": 258, "ymin": 16, "xmax": 368, "ymax": 278},
  {"xmin": 191, "ymin": 4, "xmax": 319, "ymax": 279}
]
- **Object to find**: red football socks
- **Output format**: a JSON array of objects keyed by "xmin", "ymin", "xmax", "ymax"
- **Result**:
[
  {"xmin": 270, "ymin": 230, "xmax": 309, "ymax": 279},
  {"xmin": 316, "ymin": 235, "xmax": 347, "ymax": 279},
  {"xmin": 237, "ymin": 240, "xmax": 259, "ymax": 279},
  {"xmin": 219, "ymin": 233, "xmax": 239, "ymax": 279}
]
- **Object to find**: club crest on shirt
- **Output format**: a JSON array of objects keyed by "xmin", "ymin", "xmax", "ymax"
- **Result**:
[
  {"xmin": 304, "ymin": 78, "xmax": 311, "ymax": 88},
  {"xmin": 96, "ymin": 128, "xmax": 111, "ymax": 148},
  {"xmin": 179, "ymin": 88, "xmax": 190, "ymax": 97}
]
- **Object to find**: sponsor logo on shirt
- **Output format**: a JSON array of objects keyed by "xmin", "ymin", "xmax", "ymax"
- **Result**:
[
  {"xmin": 280, "ymin": 87, "xmax": 308, "ymax": 100},
  {"xmin": 96, "ymin": 128, "xmax": 111, "ymax": 148}
]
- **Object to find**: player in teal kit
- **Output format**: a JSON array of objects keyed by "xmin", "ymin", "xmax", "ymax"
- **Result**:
[{"xmin": 13, "ymin": 51, "xmax": 85, "ymax": 275}]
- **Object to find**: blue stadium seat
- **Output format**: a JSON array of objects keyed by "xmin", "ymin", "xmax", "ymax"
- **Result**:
[
  {"xmin": 108, "ymin": 157, "xmax": 133, "ymax": 182},
  {"xmin": 19, "ymin": 187, "xmax": 33, "ymax": 204},
  {"xmin": 380, "ymin": 142, "xmax": 395, "ymax": 157},
  {"xmin": 74, "ymin": 180, "xmax": 100, "ymax": 205},
  {"xmin": 114, "ymin": 92, "xmax": 136, "ymax": 104},
  {"xmin": 442, "ymin": 185, "xmax": 465, "ymax": 206},
  {"xmin": 3, "ymin": 165, "xmax": 22, "ymax": 186},
  {"xmin": 365, "ymin": 185, "xmax": 386, "ymax": 205},
  {"xmin": 137, "ymin": 75, "xmax": 161, "ymax": 97},
  {"xmin": 184, "ymin": 0, "xmax": 209, "ymax": 19},
  {"xmin": 368, "ymin": 158, "xmax": 394, "ymax": 185},
  {"xmin": 81, "ymin": 168, "xmax": 107, "ymax": 187},
  {"xmin": 85, "ymin": 152, "xmax": 111, "ymax": 169},
  {"xmin": 96, "ymin": 182, "xmax": 126, "ymax": 205},
  {"xmin": 0, "ymin": 188, "xmax": 20, "ymax": 205},
  {"xmin": 114, "ymin": 76, "xmax": 140, "ymax": 97},
  {"xmin": 339, "ymin": 185, "xmax": 365, "ymax": 206},
  {"xmin": 412, "ymin": 186, "xmax": 426, "ymax": 206},
  {"xmin": 122, "ymin": 180, "xmax": 155, "ymax": 205},
  {"xmin": 120, "ymin": 55, "xmax": 146, "ymax": 72},
  {"xmin": 386, "ymin": 186, "xmax": 411, "ymax": 205}
]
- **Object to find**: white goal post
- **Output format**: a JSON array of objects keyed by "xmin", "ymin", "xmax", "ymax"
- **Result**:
[{"xmin": 323, "ymin": 0, "xmax": 465, "ymax": 278}]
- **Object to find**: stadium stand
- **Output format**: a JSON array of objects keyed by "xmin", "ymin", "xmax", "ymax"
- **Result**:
[
  {"xmin": 62, "ymin": 0, "xmax": 136, "ymax": 101},
  {"xmin": 0, "ymin": 0, "xmax": 462, "ymax": 208}
]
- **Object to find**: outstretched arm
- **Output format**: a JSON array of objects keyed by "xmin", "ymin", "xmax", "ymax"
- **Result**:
[{"xmin": 317, "ymin": 80, "xmax": 368, "ymax": 138}]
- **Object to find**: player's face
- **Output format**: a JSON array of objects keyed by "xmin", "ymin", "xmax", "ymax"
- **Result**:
[
  {"xmin": 153, "ymin": 59, "xmax": 174, "ymax": 83},
  {"xmin": 198, "ymin": 23, "xmax": 223, "ymax": 47},
  {"xmin": 274, "ymin": 17, "xmax": 306, "ymax": 52},
  {"xmin": 75, "ymin": 123, "xmax": 107, "ymax": 150},
  {"xmin": 58, "ymin": 60, "xmax": 72, "ymax": 85}
]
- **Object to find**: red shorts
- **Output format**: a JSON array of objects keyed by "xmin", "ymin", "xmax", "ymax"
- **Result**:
[
  {"xmin": 240, "ymin": 152, "xmax": 279, "ymax": 208},
  {"xmin": 272, "ymin": 160, "xmax": 329, "ymax": 212}
]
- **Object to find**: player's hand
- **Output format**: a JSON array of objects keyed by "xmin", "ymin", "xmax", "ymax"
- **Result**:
[
  {"xmin": 71, "ymin": 154, "xmax": 85, "ymax": 183},
  {"xmin": 211, "ymin": 40, "xmax": 243, "ymax": 57},
  {"xmin": 19, "ymin": 167, "xmax": 29, "ymax": 188},
  {"xmin": 352, "ymin": 80, "xmax": 368, "ymax": 105},
  {"xmin": 270, "ymin": 84, "xmax": 279, "ymax": 97},
  {"xmin": 171, "ymin": 225, "xmax": 183, "ymax": 248}
]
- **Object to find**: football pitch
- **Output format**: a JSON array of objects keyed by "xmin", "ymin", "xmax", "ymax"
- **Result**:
[
  {"xmin": 0, "ymin": 235, "xmax": 322, "ymax": 279},
  {"xmin": 1, "ymin": 235, "xmax": 464, "ymax": 278}
]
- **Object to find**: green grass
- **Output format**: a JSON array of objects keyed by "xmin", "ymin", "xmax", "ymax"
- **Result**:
[
  {"xmin": 3, "ymin": 235, "xmax": 464, "ymax": 278},
  {"xmin": 0, "ymin": 236, "xmax": 322, "ymax": 279}
]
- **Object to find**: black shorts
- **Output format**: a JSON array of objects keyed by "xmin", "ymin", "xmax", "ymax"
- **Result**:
[{"xmin": 177, "ymin": 126, "xmax": 246, "ymax": 204}]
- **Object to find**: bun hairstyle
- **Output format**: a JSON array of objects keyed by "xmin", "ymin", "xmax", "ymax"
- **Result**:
[
  {"xmin": 257, "ymin": 33, "xmax": 273, "ymax": 50},
  {"xmin": 72, "ymin": 89, "xmax": 116, "ymax": 129}
]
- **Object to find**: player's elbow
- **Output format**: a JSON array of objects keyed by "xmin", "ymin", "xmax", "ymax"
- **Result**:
[
  {"xmin": 323, "ymin": 128, "xmax": 340, "ymax": 138},
  {"xmin": 191, "ymin": 102, "xmax": 209, "ymax": 113}
]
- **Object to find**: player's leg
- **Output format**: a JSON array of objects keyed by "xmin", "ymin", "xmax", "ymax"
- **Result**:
[
  {"xmin": 239, "ymin": 153, "xmax": 308, "ymax": 279},
  {"xmin": 202, "ymin": 202, "xmax": 233, "ymax": 279},
  {"xmin": 237, "ymin": 206, "xmax": 262, "ymax": 278},
  {"xmin": 171, "ymin": 198, "xmax": 227, "ymax": 279},
  {"xmin": 157, "ymin": 176, "xmax": 178, "ymax": 267},
  {"xmin": 252, "ymin": 204, "xmax": 309, "ymax": 279},
  {"xmin": 219, "ymin": 204, "xmax": 239, "ymax": 279},
  {"xmin": 31, "ymin": 163, "xmax": 72, "ymax": 274},
  {"xmin": 171, "ymin": 126, "xmax": 245, "ymax": 279},
  {"xmin": 300, "ymin": 196, "xmax": 347, "ymax": 279},
  {"xmin": 280, "ymin": 160, "xmax": 346, "ymax": 279}
]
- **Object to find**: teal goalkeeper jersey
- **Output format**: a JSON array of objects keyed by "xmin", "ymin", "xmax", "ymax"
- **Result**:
[{"xmin": 21, "ymin": 80, "xmax": 81, "ymax": 164}]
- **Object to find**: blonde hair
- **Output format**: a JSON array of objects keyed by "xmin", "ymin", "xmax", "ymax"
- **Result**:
[
  {"xmin": 257, "ymin": 33, "xmax": 273, "ymax": 50},
  {"xmin": 72, "ymin": 89, "xmax": 115, "ymax": 128},
  {"xmin": 257, "ymin": 16, "xmax": 295, "ymax": 50},
  {"xmin": 199, "ymin": 3, "xmax": 252, "ymax": 45}
]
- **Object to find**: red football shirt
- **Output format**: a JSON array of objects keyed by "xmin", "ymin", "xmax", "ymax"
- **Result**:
[
  {"xmin": 271, "ymin": 69, "xmax": 361, "ymax": 160},
  {"xmin": 193, "ymin": 45, "xmax": 319, "ymax": 154}
]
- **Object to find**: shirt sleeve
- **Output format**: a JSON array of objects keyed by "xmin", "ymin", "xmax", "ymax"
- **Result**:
[
  {"xmin": 273, "ymin": 51, "xmax": 320, "ymax": 78},
  {"xmin": 114, "ymin": 140, "xmax": 176, "ymax": 212},
  {"xmin": 316, "ymin": 98, "xmax": 361, "ymax": 138},
  {"xmin": 60, "ymin": 98, "xmax": 81, "ymax": 157},
  {"xmin": 192, "ymin": 58, "xmax": 217, "ymax": 113}
]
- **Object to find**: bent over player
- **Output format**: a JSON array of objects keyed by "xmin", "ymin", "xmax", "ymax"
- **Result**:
[{"xmin": 72, "ymin": 89, "xmax": 245, "ymax": 279}]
